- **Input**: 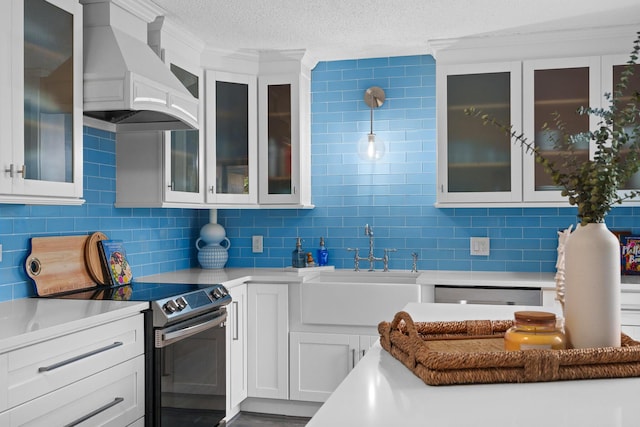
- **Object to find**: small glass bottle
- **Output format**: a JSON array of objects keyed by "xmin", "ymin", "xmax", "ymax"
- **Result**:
[
  {"xmin": 504, "ymin": 311, "xmax": 566, "ymax": 351},
  {"xmin": 317, "ymin": 237, "xmax": 329, "ymax": 266},
  {"xmin": 292, "ymin": 237, "xmax": 306, "ymax": 268}
]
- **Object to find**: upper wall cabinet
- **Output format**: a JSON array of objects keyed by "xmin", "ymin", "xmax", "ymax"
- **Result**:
[
  {"xmin": 0, "ymin": 0, "xmax": 83, "ymax": 205},
  {"xmin": 521, "ymin": 56, "xmax": 601, "ymax": 203},
  {"xmin": 434, "ymin": 26, "xmax": 640, "ymax": 207},
  {"xmin": 436, "ymin": 61, "xmax": 522, "ymax": 204},
  {"xmin": 258, "ymin": 69, "xmax": 312, "ymax": 207},
  {"xmin": 203, "ymin": 49, "xmax": 314, "ymax": 208},
  {"xmin": 205, "ymin": 70, "xmax": 258, "ymax": 205},
  {"xmin": 602, "ymin": 55, "xmax": 640, "ymax": 193}
]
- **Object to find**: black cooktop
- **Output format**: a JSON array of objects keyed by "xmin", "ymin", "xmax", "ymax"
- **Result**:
[{"xmin": 42, "ymin": 281, "xmax": 208, "ymax": 302}]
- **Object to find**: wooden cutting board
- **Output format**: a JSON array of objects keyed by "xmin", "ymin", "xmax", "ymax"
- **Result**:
[
  {"xmin": 85, "ymin": 231, "xmax": 110, "ymax": 285},
  {"xmin": 26, "ymin": 235, "xmax": 98, "ymax": 296}
]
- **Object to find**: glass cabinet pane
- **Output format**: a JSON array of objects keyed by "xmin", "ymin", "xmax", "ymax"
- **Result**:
[
  {"xmin": 447, "ymin": 72, "xmax": 511, "ymax": 192},
  {"xmin": 216, "ymin": 81, "xmax": 249, "ymax": 194},
  {"xmin": 533, "ymin": 67, "xmax": 590, "ymax": 190},
  {"xmin": 267, "ymin": 84, "xmax": 292, "ymax": 195},
  {"xmin": 170, "ymin": 130, "xmax": 199, "ymax": 192},
  {"xmin": 169, "ymin": 64, "xmax": 199, "ymax": 194},
  {"xmin": 24, "ymin": 0, "xmax": 74, "ymax": 183},
  {"xmin": 613, "ymin": 63, "xmax": 640, "ymax": 190}
]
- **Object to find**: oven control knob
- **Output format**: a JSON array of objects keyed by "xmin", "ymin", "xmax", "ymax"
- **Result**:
[
  {"xmin": 175, "ymin": 297, "xmax": 187, "ymax": 310},
  {"xmin": 212, "ymin": 288, "xmax": 223, "ymax": 299},
  {"xmin": 164, "ymin": 300, "xmax": 179, "ymax": 314}
]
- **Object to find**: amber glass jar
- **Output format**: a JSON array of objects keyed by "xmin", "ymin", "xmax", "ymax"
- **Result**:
[{"xmin": 504, "ymin": 311, "xmax": 566, "ymax": 351}]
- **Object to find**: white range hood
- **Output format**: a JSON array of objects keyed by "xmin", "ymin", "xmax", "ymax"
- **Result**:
[{"xmin": 81, "ymin": 0, "xmax": 199, "ymax": 131}]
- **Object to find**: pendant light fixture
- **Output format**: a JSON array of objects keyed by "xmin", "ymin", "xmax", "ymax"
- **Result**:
[{"xmin": 359, "ymin": 86, "xmax": 386, "ymax": 161}]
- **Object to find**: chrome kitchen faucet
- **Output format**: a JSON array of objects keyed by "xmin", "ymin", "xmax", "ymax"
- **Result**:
[{"xmin": 347, "ymin": 224, "xmax": 396, "ymax": 271}]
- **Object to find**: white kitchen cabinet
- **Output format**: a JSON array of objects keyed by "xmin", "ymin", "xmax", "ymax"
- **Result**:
[
  {"xmin": 227, "ymin": 283, "xmax": 248, "ymax": 417},
  {"xmin": 289, "ymin": 332, "xmax": 376, "ymax": 403},
  {"xmin": 522, "ymin": 56, "xmax": 602, "ymax": 202},
  {"xmin": 601, "ymin": 55, "xmax": 640, "ymax": 193},
  {"xmin": 0, "ymin": 0, "xmax": 83, "ymax": 205},
  {"xmin": 2, "ymin": 355, "xmax": 145, "ymax": 427},
  {"xmin": 205, "ymin": 70, "xmax": 258, "ymax": 205},
  {"xmin": 0, "ymin": 313, "xmax": 145, "ymax": 426},
  {"xmin": 258, "ymin": 61, "xmax": 312, "ymax": 207},
  {"xmin": 200, "ymin": 50, "xmax": 313, "ymax": 209},
  {"xmin": 435, "ymin": 28, "xmax": 638, "ymax": 207},
  {"xmin": 248, "ymin": 283, "xmax": 289, "ymax": 400},
  {"xmin": 436, "ymin": 61, "xmax": 523, "ymax": 204}
]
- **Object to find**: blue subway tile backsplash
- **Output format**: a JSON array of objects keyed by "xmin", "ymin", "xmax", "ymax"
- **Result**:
[{"xmin": 1, "ymin": 53, "xmax": 639, "ymax": 302}]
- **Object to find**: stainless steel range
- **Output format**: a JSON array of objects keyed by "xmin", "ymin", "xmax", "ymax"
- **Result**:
[{"xmin": 47, "ymin": 281, "xmax": 232, "ymax": 427}]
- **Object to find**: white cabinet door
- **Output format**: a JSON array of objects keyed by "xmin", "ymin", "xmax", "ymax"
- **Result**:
[
  {"xmin": 436, "ymin": 61, "xmax": 523, "ymax": 205},
  {"xmin": 289, "ymin": 332, "xmax": 358, "ymax": 403},
  {"xmin": 522, "ymin": 56, "xmax": 602, "ymax": 202},
  {"xmin": 289, "ymin": 332, "xmax": 375, "ymax": 403},
  {"xmin": 248, "ymin": 283, "xmax": 289, "ymax": 399},
  {"xmin": 601, "ymin": 54, "xmax": 640, "ymax": 193},
  {"xmin": 162, "ymin": 59, "xmax": 205, "ymax": 205},
  {"xmin": 258, "ymin": 72, "xmax": 311, "ymax": 207},
  {"xmin": 227, "ymin": 284, "xmax": 247, "ymax": 414},
  {"xmin": 0, "ymin": 0, "xmax": 83, "ymax": 204},
  {"xmin": 205, "ymin": 71, "xmax": 258, "ymax": 205}
]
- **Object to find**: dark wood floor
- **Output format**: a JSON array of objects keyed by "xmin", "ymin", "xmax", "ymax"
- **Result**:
[{"xmin": 227, "ymin": 412, "xmax": 310, "ymax": 427}]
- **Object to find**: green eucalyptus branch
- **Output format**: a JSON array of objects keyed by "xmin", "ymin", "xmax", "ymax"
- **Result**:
[{"xmin": 464, "ymin": 31, "xmax": 640, "ymax": 226}]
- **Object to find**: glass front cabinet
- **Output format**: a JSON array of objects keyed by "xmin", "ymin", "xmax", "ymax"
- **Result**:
[
  {"xmin": 436, "ymin": 32, "xmax": 640, "ymax": 206},
  {"xmin": 602, "ymin": 55, "xmax": 640, "ymax": 194},
  {"xmin": 205, "ymin": 71, "xmax": 258, "ymax": 205},
  {"xmin": 436, "ymin": 62, "xmax": 523, "ymax": 204},
  {"xmin": 204, "ymin": 53, "xmax": 312, "ymax": 208},
  {"xmin": 258, "ymin": 72, "xmax": 311, "ymax": 206},
  {"xmin": 162, "ymin": 62, "xmax": 204, "ymax": 204},
  {"xmin": 521, "ymin": 57, "xmax": 601, "ymax": 202},
  {"xmin": 0, "ymin": 0, "xmax": 83, "ymax": 204}
]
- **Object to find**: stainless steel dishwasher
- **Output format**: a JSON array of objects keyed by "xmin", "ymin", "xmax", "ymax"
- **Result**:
[{"xmin": 434, "ymin": 285, "xmax": 542, "ymax": 306}]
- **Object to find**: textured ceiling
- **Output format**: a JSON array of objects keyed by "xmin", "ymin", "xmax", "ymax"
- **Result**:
[{"xmin": 150, "ymin": 0, "xmax": 640, "ymax": 61}]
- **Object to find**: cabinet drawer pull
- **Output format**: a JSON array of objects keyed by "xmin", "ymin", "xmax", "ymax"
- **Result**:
[
  {"xmin": 351, "ymin": 348, "xmax": 356, "ymax": 369},
  {"xmin": 38, "ymin": 341, "xmax": 123, "ymax": 372},
  {"xmin": 64, "ymin": 397, "xmax": 124, "ymax": 427}
]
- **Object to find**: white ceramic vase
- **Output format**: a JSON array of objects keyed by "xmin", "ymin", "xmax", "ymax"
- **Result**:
[
  {"xmin": 196, "ymin": 222, "xmax": 231, "ymax": 269},
  {"xmin": 563, "ymin": 223, "xmax": 621, "ymax": 349}
]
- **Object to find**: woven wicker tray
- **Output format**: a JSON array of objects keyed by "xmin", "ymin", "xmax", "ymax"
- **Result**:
[{"xmin": 378, "ymin": 311, "xmax": 640, "ymax": 386}]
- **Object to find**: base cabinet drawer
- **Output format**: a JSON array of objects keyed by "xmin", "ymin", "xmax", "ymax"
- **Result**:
[
  {"xmin": 1, "ymin": 355, "xmax": 145, "ymax": 427},
  {"xmin": 4, "ymin": 315, "xmax": 144, "ymax": 412}
]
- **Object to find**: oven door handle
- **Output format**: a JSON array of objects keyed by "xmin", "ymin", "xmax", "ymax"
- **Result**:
[{"xmin": 156, "ymin": 312, "xmax": 227, "ymax": 348}]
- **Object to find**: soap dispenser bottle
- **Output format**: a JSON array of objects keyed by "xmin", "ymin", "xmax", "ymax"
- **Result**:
[
  {"xmin": 317, "ymin": 237, "xmax": 329, "ymax": 266},
  {"xmin": 292, "ymin": 237, "xmax": 306, "ymax": 268}
]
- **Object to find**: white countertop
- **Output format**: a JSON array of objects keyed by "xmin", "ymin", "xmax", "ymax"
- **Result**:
[
  {"xmin": 307, "ymin": 302, "xmax": 640, "ymax": 427},
  {"xmin": 138, "ymin": 267, "xmax": 640, "ymax": 292},
  {"xmin": 0, "ymin": 298, "xmax": 148, "ymax": 353}
]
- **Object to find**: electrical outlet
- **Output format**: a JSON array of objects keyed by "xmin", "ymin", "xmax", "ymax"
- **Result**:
[
  {"xmin": 470, "ymin": 237, "xmax": 490, "ymax": 256},
  {"xmin": 252, "ymin": 235, "xmax": 263, "ymax": 253}
]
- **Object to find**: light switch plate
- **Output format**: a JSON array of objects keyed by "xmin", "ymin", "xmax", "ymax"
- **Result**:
[
  {"xmin": 470, "ymin": 237, "xmax": 490, "ymax": 256},
  {"xmin": 252, "ymin": 235, "xmax": 263, "ymax": 253}
]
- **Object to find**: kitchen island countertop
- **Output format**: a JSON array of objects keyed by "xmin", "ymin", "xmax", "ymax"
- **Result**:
[{"xmin": 307, "ymin": 302, "xmax": 640, "ymax": 427}]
